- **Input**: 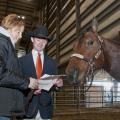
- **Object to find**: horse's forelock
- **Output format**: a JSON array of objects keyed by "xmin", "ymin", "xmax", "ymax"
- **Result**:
[
  {"xmin": 85, "ymin": 31, "xmax": 96, "ymax": 37},
  {"xmin": 73, "ymin": 40, "xmax": 80, "ymax": 51},
  {"xmin": 73, "ymin": 31, "xmax": 99, "ymax": 53}
]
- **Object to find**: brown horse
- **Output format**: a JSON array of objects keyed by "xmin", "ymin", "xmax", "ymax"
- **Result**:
[{"xmin": 66, "ymin": 21, "xmax": 120, "ymax": 86}]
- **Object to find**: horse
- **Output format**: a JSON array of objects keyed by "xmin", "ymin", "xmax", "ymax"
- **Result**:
[{"xmin": 66, "ymin": 19, "xmax": 120, "ymax": 87}]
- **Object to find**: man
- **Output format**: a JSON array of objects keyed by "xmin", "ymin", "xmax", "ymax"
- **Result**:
[
  {"xmin": 19, "ymin": 25, "xmax": 63, "ymax": 120},
  {"xmin": 0, "ymin": 14, "xmax": 38, "ymax": 120}
]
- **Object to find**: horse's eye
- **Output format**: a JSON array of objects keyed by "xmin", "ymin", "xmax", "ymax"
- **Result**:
[{"xmin": 87, "ymin": 40, "xmax": 94, "ymax": 45}]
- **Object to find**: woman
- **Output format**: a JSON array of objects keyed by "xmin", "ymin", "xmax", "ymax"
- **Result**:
[{"xmin": 0, "ymin": 14, "xmax": 39, "ymax": 120}]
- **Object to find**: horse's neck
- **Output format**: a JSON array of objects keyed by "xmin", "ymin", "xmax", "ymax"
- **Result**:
[{"xmin": 103, "ymin": 39, "xmax": 120, "ymax": 80}]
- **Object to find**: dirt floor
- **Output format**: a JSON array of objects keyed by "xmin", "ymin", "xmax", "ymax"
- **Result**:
[{"xmin": 52, "ymin": 108, "xmax": 120, "ymax": 120}]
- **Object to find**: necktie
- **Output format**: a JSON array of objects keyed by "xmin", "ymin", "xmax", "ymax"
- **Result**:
[{"xmin": 36, "ymin": 53, "xmax": 42, "ymax": 79}]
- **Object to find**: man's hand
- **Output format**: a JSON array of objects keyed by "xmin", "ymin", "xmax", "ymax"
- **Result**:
[
  {"xmin": 28, "ymin": 77, "xmax": 39, "ymax": 89},
  {"xmin": 54, "ymin": 78, "xmax": 63, "ymax": 87},
  {"xmin": 34, "ymin": 89, "xmax": 41, "ymax": 95}
]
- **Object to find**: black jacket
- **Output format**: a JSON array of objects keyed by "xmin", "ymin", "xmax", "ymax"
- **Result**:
[{"xmin": 0, "ymin": 33, "xmax": 29, "ymax": 117}]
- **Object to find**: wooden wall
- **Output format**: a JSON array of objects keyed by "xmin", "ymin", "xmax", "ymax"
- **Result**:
[
  {"xmin": 0, "ymin": 0, "xmax": 119, "ymax": 69},
  {"xmin": 40, "ymin": 0, "xmax": 120, "ymax": 72},
  {"xmin": 0, "ymin": 0, "xmax": 40, "ymax": 30},
  {"xmin": 0, "ymin": 0, "xmax": 40, "ymax": 48}
]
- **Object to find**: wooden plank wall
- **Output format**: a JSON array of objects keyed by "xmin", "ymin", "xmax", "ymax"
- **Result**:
[
  {"xmin": 40, "ymin": 0, "xmax": 120, "ymax": 72},
  {"xmin": 0, "ymin": 0, "xmax": 119, "ymax": 69},
  {"xmin": 0, "ymin": 0, "xmax": 39, "ymax": 48},
  {"xmin": 0, "ymin": 0, "xmax": 39, "ymax": 31}
]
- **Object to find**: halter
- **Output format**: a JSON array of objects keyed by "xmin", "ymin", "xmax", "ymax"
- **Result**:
[{"xmin": 71, "ymin": 34, "xmax": 104, "ymax": 91}]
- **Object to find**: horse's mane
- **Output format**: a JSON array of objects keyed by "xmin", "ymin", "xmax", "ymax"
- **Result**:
[
  {"xmin": 104, "ymin": 37, "xmax": 120, "ymax": 46},
  {"xmin": 85, "ymin": 31, "xmax": 120, "ymax": 46},
  {"xmin": 108, "ymin": 39, "xmax": 120, "ymax": 45}
]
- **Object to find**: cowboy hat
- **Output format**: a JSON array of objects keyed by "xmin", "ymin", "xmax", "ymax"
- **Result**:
[{"xmin": 28, "ymin": 25, "xmax": 51, "ymax": 42}]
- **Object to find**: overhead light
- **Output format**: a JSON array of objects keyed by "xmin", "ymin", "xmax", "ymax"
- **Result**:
[
  {"xmin": 21, "ymin": 16, "xmax": 25, "ymax": 19},
  {"xmin": 17, "ymin": 15, "xmax": 26, "ymax": 20},
  {"xmin": 17, "ymin": 15, "xmax": 21, "ymax": 18}
]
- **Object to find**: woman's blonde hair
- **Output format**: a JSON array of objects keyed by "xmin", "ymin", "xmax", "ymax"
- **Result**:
[{"xmin": 1, "ymin": 14, "xmax": 25, "ymax": 30}]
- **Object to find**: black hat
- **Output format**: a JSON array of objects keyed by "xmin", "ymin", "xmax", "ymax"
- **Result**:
[{"xmin": 28, "ymin": 25, "xmax": 51, "ymax": 42}]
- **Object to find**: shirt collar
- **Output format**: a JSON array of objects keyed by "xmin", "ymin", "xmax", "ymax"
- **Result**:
[{"xmin": 32, "ymin": 49, "xmax": 44, "ymax": 55}]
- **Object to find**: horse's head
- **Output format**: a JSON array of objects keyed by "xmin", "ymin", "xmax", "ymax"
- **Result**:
[{"xmin": 66, "ymin": 25, "xmax": 105, "ymax": 85}]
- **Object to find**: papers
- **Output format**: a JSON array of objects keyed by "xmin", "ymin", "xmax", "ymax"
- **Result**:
[
  {"xmin": 40, "ymin": 74, "xmax": 67, "ymax": 80},
  {"xmin": 38, "ymin": 74, "xmax": 66, "ymax": 91},
  {"xmin": 38, "ymin": 80, "xmax": 55, "ymax": 91},
  {"xmin": 38, "ymin": 74, "xmax": 57, "ymax": 91}
]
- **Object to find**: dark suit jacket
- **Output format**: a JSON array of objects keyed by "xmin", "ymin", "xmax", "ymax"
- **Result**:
[{"xmin": 19, "ymin": 52, "xmax": 58, "ymax": 119}]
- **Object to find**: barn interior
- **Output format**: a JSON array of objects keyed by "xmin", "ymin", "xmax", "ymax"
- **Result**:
[{"xmin": 0, "ymin": 0, "xmax": 120, "ymax": 120}]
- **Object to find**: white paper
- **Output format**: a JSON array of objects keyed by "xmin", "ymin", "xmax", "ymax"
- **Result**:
[{"xmin": 38, "ymin": 74, "xmax": 56, "ymax": 91}]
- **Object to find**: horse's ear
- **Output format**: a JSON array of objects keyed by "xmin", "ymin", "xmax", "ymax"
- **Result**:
[{"xmin": 91, "ymin": 17, "xmax": 98, "ymax": 33}]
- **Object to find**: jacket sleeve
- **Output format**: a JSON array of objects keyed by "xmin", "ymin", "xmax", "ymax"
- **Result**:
[{"xmin": 0, "ymin": 41, "xmax": 30, "ymax": 90}]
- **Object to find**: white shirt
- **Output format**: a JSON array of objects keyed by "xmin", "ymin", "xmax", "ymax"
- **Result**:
[{"xmin": 32, "ymin": 49, "xmax": 44, "ymax": 69}]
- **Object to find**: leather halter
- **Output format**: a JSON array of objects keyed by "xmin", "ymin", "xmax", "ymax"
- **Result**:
[
  {"xmin": 71, "ymin": 34, "xmax": 103, "ymax": 69},
  {"xmin": 71, "ymin": 35, "xmax": 103, "ymax": 63}
]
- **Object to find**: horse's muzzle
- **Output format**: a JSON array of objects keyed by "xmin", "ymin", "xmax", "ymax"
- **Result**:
[{"xmin": 66, "ymin": 66, "xmax": 80, "ymax": 85}]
